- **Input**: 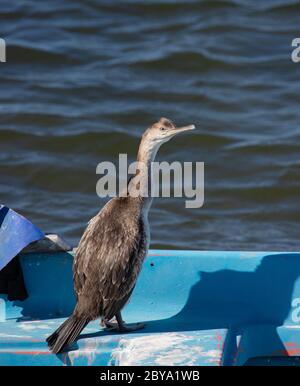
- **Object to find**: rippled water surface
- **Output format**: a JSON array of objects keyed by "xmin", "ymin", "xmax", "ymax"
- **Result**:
[{"xmin": 1, "ymin": 0, "xmax": 300, "ymax": 251}]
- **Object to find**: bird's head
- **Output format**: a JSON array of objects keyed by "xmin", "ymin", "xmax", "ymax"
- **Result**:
[{"xmin": 142, "ymin": 117, "xmax": 195, "ymax": 150}]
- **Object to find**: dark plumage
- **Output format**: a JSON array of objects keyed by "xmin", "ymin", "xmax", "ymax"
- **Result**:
[{"xmin": 47, "ymin": 118, "xmax": 195, "ymax": 354}]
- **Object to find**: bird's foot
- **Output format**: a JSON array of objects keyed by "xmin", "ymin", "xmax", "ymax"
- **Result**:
[
  {"xmin": 101, "ymin": 317, "xmax": 122, "ymax": 330},
  {"xmin": 118, "ymin": 322, "xmax": 145, "ymax": 333},
  {"xmin": 102, "ymin": 319, "xmax": 145, "ymax": 333},
  {"xmin": 103, "ymin": 312, "xmax": 145, "ymax": 333}
]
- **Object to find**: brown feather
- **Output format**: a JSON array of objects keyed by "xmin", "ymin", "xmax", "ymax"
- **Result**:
[{"xmin": 73, "ymin": 196, "xmax": 147, "ymax": 321}]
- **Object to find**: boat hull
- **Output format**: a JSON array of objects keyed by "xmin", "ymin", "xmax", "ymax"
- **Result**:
[{"xmin": 1, "ymin": 249, "xmax": 300, "ymax": 366}]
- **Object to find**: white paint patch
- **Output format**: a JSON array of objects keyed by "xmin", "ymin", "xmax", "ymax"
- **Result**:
[
  {"xmin": 110, "ymin": 332, "xmax": 222, "ymax": 366},
  {"xmin": 63, "ymin": 338, "xmax": 98, "ymax": 366},
  {"xmin": 0, "ymin": 333, "xmax": 33, "ymax": 339},
  {"xmin": 18, "ymin": 322, "xmax": 51, "ymax": 331}
]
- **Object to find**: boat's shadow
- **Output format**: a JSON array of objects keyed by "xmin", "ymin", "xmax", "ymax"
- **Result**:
[{"xmin": 76, "ymin": 253, "xmax": 300, "ymax": 364}]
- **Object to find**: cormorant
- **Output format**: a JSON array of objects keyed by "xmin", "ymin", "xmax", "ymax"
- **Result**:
[{"xmin": 47, "ymin": 117, "xmax": 195, "ymax": 353}]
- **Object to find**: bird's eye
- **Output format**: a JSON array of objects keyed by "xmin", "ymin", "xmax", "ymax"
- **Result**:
[{"xmin": 160, "ymin": 127, "xmax": 165, "ymax": 131}]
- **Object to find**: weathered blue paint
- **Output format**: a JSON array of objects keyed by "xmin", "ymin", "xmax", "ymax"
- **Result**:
[{"xmin": 1, "ymin": 250, "xmax": 300, "ymax": 366}]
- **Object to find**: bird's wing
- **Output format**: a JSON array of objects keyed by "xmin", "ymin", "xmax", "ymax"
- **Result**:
[
  {"xmin": 73, "ymin": 214, "xmax": 103, "ymax": 295},
  {"xmin": 73, "ymin": 199, "xmax": 147, "ymax": 320},
  {"xmin": 100, "ymin": 223, "xmax": 146, "ymax": 321}
]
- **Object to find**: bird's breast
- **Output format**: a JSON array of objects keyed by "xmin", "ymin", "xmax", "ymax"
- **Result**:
[{"xmin": 141, "ymin": 209, "xmax": 151, "ymax": 251}]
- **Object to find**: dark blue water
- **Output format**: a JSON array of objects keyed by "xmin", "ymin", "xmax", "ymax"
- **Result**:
[{"xmin": 1, "ymin": 0, "xmax": 300, "ymax": 251}]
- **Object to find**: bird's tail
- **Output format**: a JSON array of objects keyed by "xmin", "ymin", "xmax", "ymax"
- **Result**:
[{"xmin": 46, "ymin": 314, "xmax": 90, "ymax": 354}]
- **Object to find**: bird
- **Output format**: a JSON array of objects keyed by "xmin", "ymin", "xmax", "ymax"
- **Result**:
[{"xmin": 46, "ymin": 117, "xmax": 195, "ymax": 354}]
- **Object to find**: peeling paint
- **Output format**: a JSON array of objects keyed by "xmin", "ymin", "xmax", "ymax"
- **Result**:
[{"xmin": 110, "ymin": 331, "xmax": 224, "ymax": 366}]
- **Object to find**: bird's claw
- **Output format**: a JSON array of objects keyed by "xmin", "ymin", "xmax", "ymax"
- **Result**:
[
  {"xmin": 118, "ymin": 322, "xmax": 145, "ymax": 333},
  {"xmin": 101, "ymin": 317, "xmax": 121, "ymax": 330},
  {"xmin": 101, "ymin": 316, "xmax": 145, "ymax": 332}
]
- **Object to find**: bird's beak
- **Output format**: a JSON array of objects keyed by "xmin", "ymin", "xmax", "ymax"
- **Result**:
[{"xmin": 172, "ymin": 124, "xmax": 195, "ymax": 134}]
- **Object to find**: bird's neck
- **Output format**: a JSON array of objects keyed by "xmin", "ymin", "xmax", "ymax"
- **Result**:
[{"xmin": 130, "ymin": 139, "xmax": 159, "ymax": 213}]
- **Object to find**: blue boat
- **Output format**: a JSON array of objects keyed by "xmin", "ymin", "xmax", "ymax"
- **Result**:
[{"xmin": 1, "ymin": 249, "xmax": 300, "ymax": 366}]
